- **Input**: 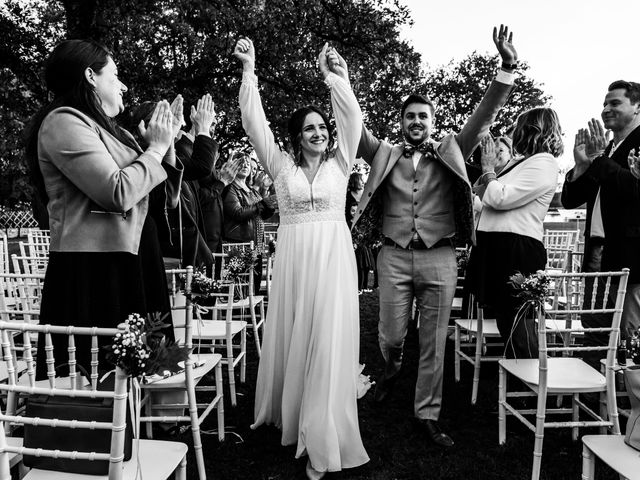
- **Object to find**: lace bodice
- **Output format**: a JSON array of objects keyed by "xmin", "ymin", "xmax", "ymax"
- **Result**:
[
  {"xmin": 274, "ymin": 156, "xmax": 348, "ymax": 225},
  {"xmin": 238, "ymin": 70, "xmax": 362, "ymax": 225}
]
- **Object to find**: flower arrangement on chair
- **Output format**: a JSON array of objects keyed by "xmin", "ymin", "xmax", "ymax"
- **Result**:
[
  {"xmin": 509, "ymin": 270, "xmax": 551, "ymax": 307},
  {"xmin": 506, "ymin": 270, "xmax": 552, "ymax": 358},
  {"xmin": 222, "ymin": 246, "xmax": 258, "ymax": 283},
  {"xmin": 222, "ymin": 246, "xmax": 258, "ymax": 300},
  {"xmin": 187, "ymin": 268, "xmax": 232, "ymax": 306},
  {"xmin": 456, "ymin": 247, "xmax": 471, "ymax": 273},
  {"xmin": 106, "ymin": 312, "xmax": 190, "ymax": 382}
]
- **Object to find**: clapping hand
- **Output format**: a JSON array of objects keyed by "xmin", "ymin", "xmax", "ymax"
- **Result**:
[
  {"xmin": 480, "ymin": 135, "xmax": 498, "ymax": 173},
  {"xmin": 169, "ymin": 94, "xmax": 185, "ymax": 139},
  {"xmin": 190, "ymin": 93, "xmax": 217, "ymax": 136},
  {"xmin": 219, "ymin": 155, "xmax": 242, "ymax": 185},
  {"xmin": 585, "ymin": 118, "xmax": 608, "ymax": 159},
  {"xmin": 233, "ymin": 37, "xmax": 255, "ymax": 73},
  {"xmin": 573, "ymin": 128, "xmax": 590, "ymax": 168},
  {"xmin": 493, "ymin": 24, "xmax": 518, "ymax": 65},
  {"xmin": 629, "ymin": 148, "xmax": 640, "ymax": 180},
  {"xmin": 138, "ymin": 100, "xmax": 174, "ymax": 161}
]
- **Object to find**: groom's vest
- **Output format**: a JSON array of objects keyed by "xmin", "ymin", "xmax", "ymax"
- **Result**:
[{"xmin": 381, "ymin": 153, "xmax": 455, "ymax": 248}]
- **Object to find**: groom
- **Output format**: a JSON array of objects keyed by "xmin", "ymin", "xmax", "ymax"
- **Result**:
[{"xmin": 351, "ymin": 26, "xmax": 517, "ymax": 447}]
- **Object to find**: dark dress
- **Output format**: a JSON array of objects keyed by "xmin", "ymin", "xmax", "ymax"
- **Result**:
[
  {"xmin": 466, "ymin": 231, "xmax": 546, "ymax": 358},
  {"xmin": 36, "ymin": 215, "xmax": 172, "ymax": 378}
]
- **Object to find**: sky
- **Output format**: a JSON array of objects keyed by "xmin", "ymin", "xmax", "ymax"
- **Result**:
[{"xmin": 399, "ymin": 0, "xmax": 640, "ymax": 170}]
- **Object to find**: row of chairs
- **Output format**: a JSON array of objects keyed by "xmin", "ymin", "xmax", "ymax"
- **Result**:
[
  {"xmin": 452, "ymin": 228, "xmax": 638, "ymax": 479},
  {"xmin": 0, "ymin": 267, "xmax": 221, "ymax": 479}
]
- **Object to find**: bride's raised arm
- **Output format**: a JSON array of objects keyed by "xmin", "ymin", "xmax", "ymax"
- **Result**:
[
  {"xmin": 234, "ymin": 38, "xmax": 285, "ymax": 180},
  {"xmin": 318, "ymin": 45, "xmax": 362, "ymax": 175}
]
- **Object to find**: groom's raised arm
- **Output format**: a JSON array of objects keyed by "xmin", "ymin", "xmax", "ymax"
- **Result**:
[
  {"xmin": 357, "ymin": 124, "xmax": 382, "ymax": 166},
  {"xmin": 456, "ymin": 25, "xmax": 518, "ymax": 159}
]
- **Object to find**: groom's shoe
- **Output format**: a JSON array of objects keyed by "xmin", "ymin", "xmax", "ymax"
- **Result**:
[
  {"xmin": 373, "ymin": 374, "xmax": 398, "ymax": 403},
  {"xmin": 415, "ymin": 419, "xmax": 454, "ymax": 448}
]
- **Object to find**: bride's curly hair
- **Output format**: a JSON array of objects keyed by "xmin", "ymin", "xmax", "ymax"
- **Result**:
[
  {"xmin": 287, "ymin": 105, "xmax": 335, "ymax": 165},
  {"xmin": 512, "ymin": 107, "xmax": 564, "ymax": 158}
]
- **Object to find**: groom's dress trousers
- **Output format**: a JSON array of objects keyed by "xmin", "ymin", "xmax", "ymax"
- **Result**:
[{"xmin": 378, "ymin": 150, "xmax": 457, "ymax": 420}]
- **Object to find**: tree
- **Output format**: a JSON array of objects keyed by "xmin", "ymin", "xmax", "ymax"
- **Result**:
[
  {"xmin": 425, "ymin": 52, "xmax": 551, "ymax": 140},
  {"xmin": 0, "ymin": 1, "xmax": 65, "ymax": 207},
  {"xmin": 0, "ymin": 0, "xmax": 549, "ymax": 210}
]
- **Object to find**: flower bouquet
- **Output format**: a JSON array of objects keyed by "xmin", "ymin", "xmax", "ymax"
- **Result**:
[
  {"xmin": 222, "ymin": 246, "xmax": 258, "ymax": 282},
  {"xmin": 456, "ymin": 247, "xmax": 471, "ymax": 273},
  {"xmin": 106, "ymin": 312, "xmax": 190, "ymax": 382},
  {"xmin": 508, "ymin": 270, "xmax": 551, "ymax": 306},
  {"xmin": 189, "ymin": 268, "xmax": 231, "ymax": 306},
  {"xmin": 222, "ymin": 246, "xmax": 258, "ymax": 299}
]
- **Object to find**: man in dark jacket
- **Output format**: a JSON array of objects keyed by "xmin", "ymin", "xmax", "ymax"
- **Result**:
[{"xmin": 562, "ymin": 80, "xmax": 640, "ymax": 365}]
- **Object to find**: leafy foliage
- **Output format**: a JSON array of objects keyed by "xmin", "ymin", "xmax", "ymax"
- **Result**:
[
  {"xmin": 426, "ymin": 52, "xmax": 551, "ymax": 140},
  {"xmin": 0, "ymin": 0, "xmax": 550, "ymax": 211}
]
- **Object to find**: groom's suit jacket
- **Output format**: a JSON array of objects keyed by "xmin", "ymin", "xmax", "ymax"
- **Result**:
[{"xmin": 352, "ymin": 75, "xmax": 514, "ymax": 247}]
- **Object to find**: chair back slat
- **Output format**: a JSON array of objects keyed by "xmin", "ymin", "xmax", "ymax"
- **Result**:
[
  {"xmin": 0, "ymin": 321, "xmax": 127, "ymax": 479},
  {"xmin": 538, "ymin": 269, "xmax": 629, "ymax": 363},
  {"xmin": 10, "ymin": 254, "xmax": 48, "ymax": 275},
  {"xmin": 543, "ymin": 229, "xmax": 580, "ymax": 250}
]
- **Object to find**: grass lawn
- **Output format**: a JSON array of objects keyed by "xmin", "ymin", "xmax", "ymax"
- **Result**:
[{"xmin": 183, "ymin": 290, "xmax": 619, "ymax": 480}]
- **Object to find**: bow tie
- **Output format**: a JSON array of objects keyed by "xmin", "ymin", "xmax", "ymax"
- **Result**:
[{"xmin": 403, "ymin": 142, "xmax": 432, "ymax": 158}]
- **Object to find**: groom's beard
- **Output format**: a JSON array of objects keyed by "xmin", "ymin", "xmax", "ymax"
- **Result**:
[{"xmin": 402, "ymin": 123, "xmax": 429, "ymax": 146}]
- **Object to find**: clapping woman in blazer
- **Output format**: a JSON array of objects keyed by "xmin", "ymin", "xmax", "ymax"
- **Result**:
[{"xmin": 25, "ymin": 39, "xmax": 181, "ymax": 376}]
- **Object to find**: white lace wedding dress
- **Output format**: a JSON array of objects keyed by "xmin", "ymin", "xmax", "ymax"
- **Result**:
[{"xmin": 240, "ymin": 70, "xmax": 369, "ymax": 472}]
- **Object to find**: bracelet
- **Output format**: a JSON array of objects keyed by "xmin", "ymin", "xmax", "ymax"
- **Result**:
[{"xmin": 501, "ymin": 61, "xmax": 518, "ymax": 71}]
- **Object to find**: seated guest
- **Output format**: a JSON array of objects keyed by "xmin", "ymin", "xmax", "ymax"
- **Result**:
[
  {"xmin": 25, "ymin": 39, "xmax": 179, "ymax": 376},
  {"xmin": 223, "ymin": 151, "xmax": 276, "ymax": 292},
  {"xmin": 466, "ymin": 108, "xmax": 561, "ymax": 358}
]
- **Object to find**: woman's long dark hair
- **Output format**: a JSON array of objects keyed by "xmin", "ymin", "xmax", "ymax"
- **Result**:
[
  {"xmin": 24, "ymin": 39, "xmax": 139, "ymax": 205},
  {"xmin": 287, "ymin": 105, "xmax": 334, "ymax": 165}
]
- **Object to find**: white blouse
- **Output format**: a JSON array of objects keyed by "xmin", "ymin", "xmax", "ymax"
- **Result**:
[{"xmin": 476, "ymin": 152, "xmax": 559, "ymax": 241}]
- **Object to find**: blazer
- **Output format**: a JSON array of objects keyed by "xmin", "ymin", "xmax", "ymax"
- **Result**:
[
  {"xmin": 38, "ymin": 107, "xmax": 181, "ymax": 254},
  {"xmin": 561, "ymin": 124, "xmax": 640, "ymax": 282},
  {"xmin": 353, "ymin": 73, "xmax": 514, "ymax": 246}
]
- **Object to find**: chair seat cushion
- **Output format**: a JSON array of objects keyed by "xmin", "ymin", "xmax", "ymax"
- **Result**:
[{"xmin": 499, "ymin": 357, "xmax": 606, "ymax": 392}]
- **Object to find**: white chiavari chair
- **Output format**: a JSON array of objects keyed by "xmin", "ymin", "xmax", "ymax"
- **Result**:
[
  {"xmin": 140, "ymin": 267, "xmax": 224, "ymax": 480},
  {"xmin": 10, "ymin": 255, "xmax": 47, "ymax": 276},
  {"xmin": 0, "ymin": 322, "xmax": 188, "ymax": 480},
  {"xmin": 543, "ymin": 228, "xmax": 580, "ymax": 251},
  {"xmin": 220, "ymin": 242, "xmax": 265, "ymax": 357},
  {"xmin": 188, "ymin": 266, "xmax": 247, "ymax": 407},
  {"xmin": 454, "ymin": 294, "xmax": 503, "ymax": 404},
  {"xmin": 498, "ymin": 269, "xmax": 629, "ymax": 480}
]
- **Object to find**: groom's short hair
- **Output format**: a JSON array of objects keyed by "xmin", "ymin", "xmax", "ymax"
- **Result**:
[{"xmin": 401, "ymin": 94, "xmax": 435, "ymax": 118}]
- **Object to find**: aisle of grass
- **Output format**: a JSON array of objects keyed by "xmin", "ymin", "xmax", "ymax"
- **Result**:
[{"xmin": 184, "ymin": 291, "xmax": 617, "ymax": 480}]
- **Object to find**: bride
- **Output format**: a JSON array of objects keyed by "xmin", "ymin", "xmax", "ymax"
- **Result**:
[{"xmin": 234, "ymin": 38, "xmax": 369, "ymax": 479}]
